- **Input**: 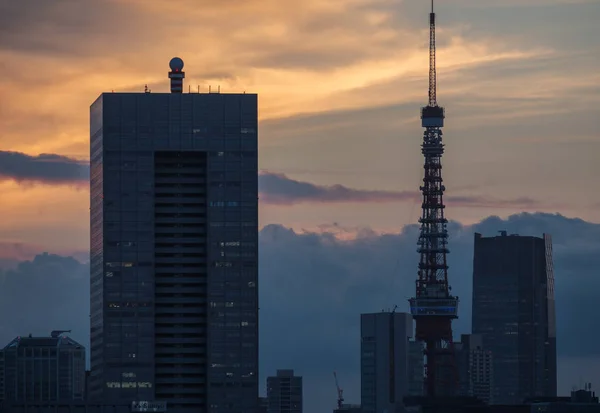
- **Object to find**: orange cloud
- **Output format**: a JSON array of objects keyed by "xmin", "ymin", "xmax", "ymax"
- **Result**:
[{"xmin": 0, "ymin": 0, "xmax": 598, "ymax": 250}]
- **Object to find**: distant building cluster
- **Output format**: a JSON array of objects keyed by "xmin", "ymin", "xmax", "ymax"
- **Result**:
[{"xmin": 354, "ymin": 231, "xmax": 562, "ymax": 412}]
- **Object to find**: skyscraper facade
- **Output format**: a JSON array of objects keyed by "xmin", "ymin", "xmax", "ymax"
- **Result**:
[
  {"xmin": 266, "ymin": 370, "xmax": 303, "ymax": 413},
  {"xmin": 360, "ymin": 312, "xmax": 414, "ymax": 413},
  {"xmin": 472, "ymin": 232, "xmax": 557, "ymax": 404},
  {"xmin": 89, "ymin": 60, "xmax": 259, "ymax": 413}
]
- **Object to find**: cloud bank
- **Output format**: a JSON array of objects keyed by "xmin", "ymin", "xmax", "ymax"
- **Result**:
[
  {"xmin": 0, "ymin": 150, "xmax": 542, "ymax": 209},
  {"xmin": 0, "ymin": 151, "xmax": 88, "ymax": 186},
  {"xmin": 1, "ymin": 212, "xmax": 599, "ymax": 413},
  {"xmin": 259, "ymin": 171, "xmax": 541, "ymax": 208}
]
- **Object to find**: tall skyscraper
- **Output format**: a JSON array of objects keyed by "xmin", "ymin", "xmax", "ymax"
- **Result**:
[
  {"xmin": 266, "ymin": 370, "xmax": 303, "ymax": 413},
  {"xmin": 455, "ymin": 334, "xmax": 493, "ymax": 404},
  {"xmin": 472, "ymin": 232, "xmax": 557, "ymax": 404},
  {"xmin": 89, "ymin": 58, "xmax": 259, "ymax": 413},
  {"xmin": 360, "ymin": 311, "xmax": 414, "ymax": 413},
  {"xmin": 1, "ymin": 332, "xmax": 86, "ymax": 402}
]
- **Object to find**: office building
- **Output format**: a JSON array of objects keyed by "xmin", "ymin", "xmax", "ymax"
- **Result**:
[
  {"xmin": 456, "ymin": 334, "xmax": 493, "ymax": 404},
  {"xmin": 361, "ymin": 311, "xmax": 414, "ymax": 413},
  {"xmin": 1, "ymin": 332, "xmax": 86, "ymax": 402},
  {"xmin": 407, "ymin": 341, "xmax": 424, "ymax": 397},
  {"xmin": 266, "ymin": 370, "xmax": 303, "ymax": 413},
  {"xmin": 472, "ymin": 232, "xmax": 557, "ymax": 404},
  {"xmin": 89, "ymin": 58, "xmax": 259, "ymax": 413}
]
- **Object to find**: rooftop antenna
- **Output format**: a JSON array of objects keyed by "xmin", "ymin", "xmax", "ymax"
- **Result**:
[{"xmin": 168, "ymin": 57, "xmax": 185, "ymax": 93}]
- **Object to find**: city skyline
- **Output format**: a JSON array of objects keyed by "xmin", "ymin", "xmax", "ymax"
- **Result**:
[
  {"xmin": 1, "ymin": 213, "xmax": 599, "ymax": 413},
  {"xmin": 0, "ymin": 1, "xmax": 599, "ymax": 412}
]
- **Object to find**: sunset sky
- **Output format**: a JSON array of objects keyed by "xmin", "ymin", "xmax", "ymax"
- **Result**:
[
  {"xmin": 1, "ymin": 1, "xmax": 600, "ymax": 411},
  {"xmin": 0, "ymin": 0, "xmax": 598, "ymax": 255}
]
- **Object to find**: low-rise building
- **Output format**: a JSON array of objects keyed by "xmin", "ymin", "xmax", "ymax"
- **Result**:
[{"xmin": 1, "ymin": 331, "xmax": 85, "ymax": 402}]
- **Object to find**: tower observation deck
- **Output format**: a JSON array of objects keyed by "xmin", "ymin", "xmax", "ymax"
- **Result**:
[{"xmin": 408, "ymin": 0, "xmax": 459, "ymax": 398}]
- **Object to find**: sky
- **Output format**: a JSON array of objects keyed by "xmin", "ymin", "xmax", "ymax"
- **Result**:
[
  {"xmin": 0, "ymin": 0, "xmax": 599, "ymax": 253},
  {"xmin": 0, "ymin": 0, "xmax": 599, "ymax": 411}
]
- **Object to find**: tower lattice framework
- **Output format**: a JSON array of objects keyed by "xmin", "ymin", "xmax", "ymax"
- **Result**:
[{"xmin": 408, "ymin": 0, "xmax": 460, "ymax": 398}]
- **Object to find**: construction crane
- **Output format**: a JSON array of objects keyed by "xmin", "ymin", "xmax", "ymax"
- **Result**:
[{"xmin": 333, "ymin": 371, "xmax": 344, "ymax": 409}]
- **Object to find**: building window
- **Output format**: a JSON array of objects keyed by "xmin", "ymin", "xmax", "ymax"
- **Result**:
[{"xmin": 214, "ymin": 261, "xmax": 233, "ymax": 267}]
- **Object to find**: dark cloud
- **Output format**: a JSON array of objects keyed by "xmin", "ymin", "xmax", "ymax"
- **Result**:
[
  {"xmin": 259, "ymin": 171, "xmax": 542, "ymax": 208},
  {"xmin": 259, "ymin": 171, "xmax": 418, "ymax": 204},
  {"xmin": 0, "ymin": 0, "xmax": 148, "ymax": 57},
  {"xmin": 0, "ymin": 151, "xmax": 541, "ymax": 209},
  {"xmin": 0, "ymin": 252, "xmax": 89, "ymax": 350},
  {"xmin": 0, "ymin": 150, "xmax": 88, "ymax": 186},
  {"xmin": 1, "ymin": 213, "xmax": 598, "ymax": 412}
]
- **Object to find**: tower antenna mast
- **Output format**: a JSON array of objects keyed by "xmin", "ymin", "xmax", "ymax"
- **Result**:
[
  {"xmin": 408, "ymin": 0, "xmax": 459, "ymax": 398},
  {"xmin": 428, "ymin": 0, "xmax": 437, "ymax": 107}
]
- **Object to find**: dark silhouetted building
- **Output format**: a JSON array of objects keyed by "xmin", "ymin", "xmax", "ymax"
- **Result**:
[
  {"xmin": 0, "ymin": 348, "xmax": 5, "ymax": 401},
  {"xmin": 258, "ymin": 396, "xmax": 268, "ymax": 413},
  {"xmin": 266, "ymin": 370, "xmax": 302, "ymax": 413},
  {"xmin": 408, "ymin": 340, "xmax": 424, "ymax": 397},
  {"xmin": 361, "ymin": 311, "xmax": 416, "ymax": 413},
  {"xmin": 89, "ymin": 58, "xmax": 259, "ymax": 413},
  {"xmin": 472, "ymin": 232, "xmax": 557, "ymax": 404},
  {"xmin": 0, "ymin": 333, "xmax": 85, "ymax": 402},
  {"xmin": 334, "ymin": 404, "xmax": 362, "ymax": 413},
  {"xmin": 456, "ymin": 334, "xmax": 493, "ymax": 404}
]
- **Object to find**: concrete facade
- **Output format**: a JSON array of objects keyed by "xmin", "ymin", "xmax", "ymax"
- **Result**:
[
  {"xmin": 361, "ymin": 312, "xmax": 414, "ymax": 413},
  {"xmin": 89, "ymin": 91, "xmax": 259, "ymax": 413},
  {"xmin": 472, "ymin": 232, "xmax": 557, "ymax": 404},
  {"xmin": 407, "ymin": 341, "xmax": 424, "ymax": 397},
  {"xmin": 266, "ymin": 370, "xmax": 302, "ymax": 413},
  {"xmin": 456, "ymin": 334, "xmax": 493, "ymax": 404}
]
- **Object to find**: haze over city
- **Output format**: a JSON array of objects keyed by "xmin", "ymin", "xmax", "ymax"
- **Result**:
[{"xmin": 0, "ymin": 1, "xmax": 599, "ymax": 412}]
